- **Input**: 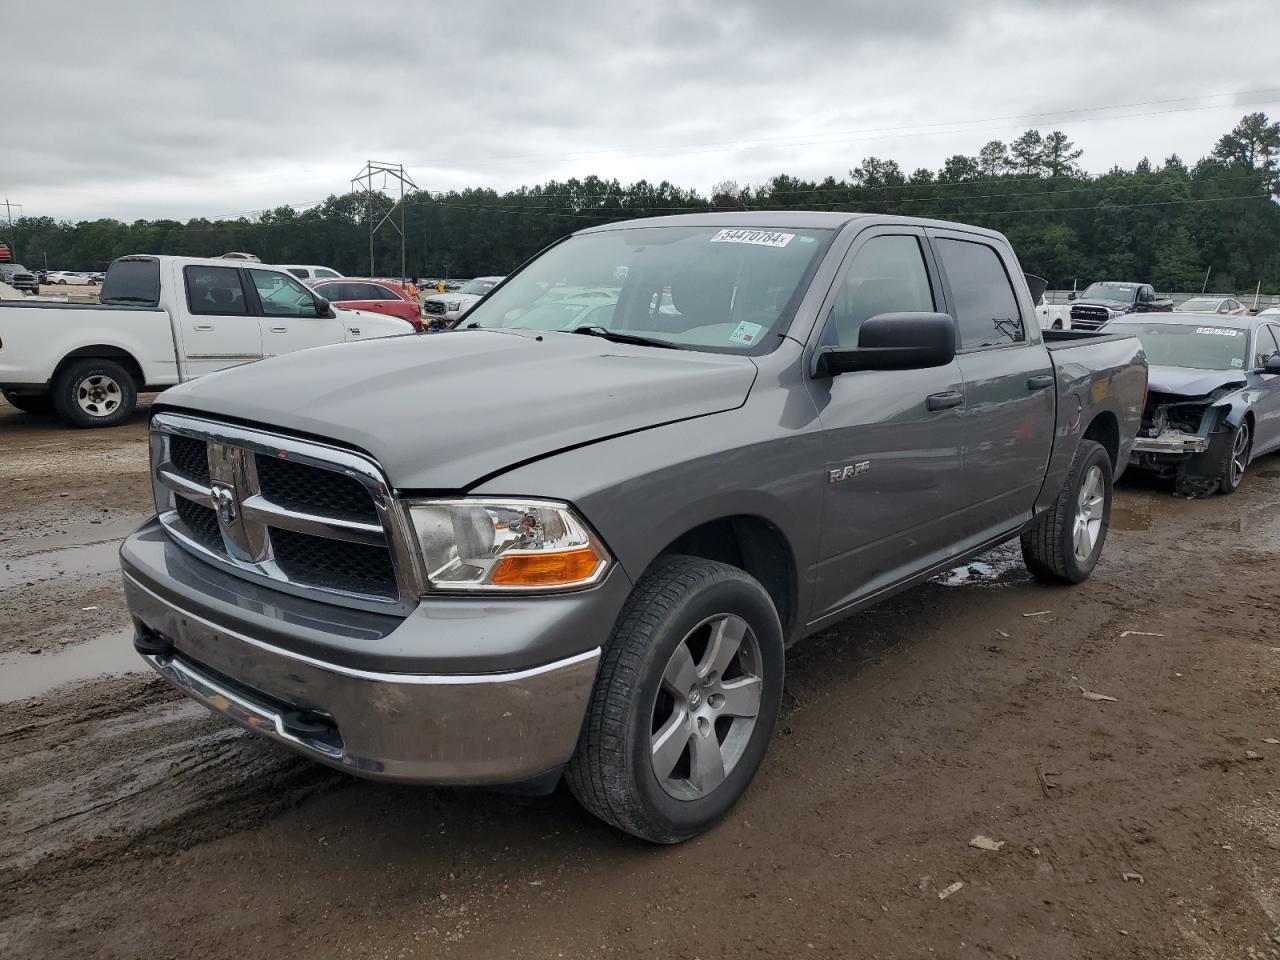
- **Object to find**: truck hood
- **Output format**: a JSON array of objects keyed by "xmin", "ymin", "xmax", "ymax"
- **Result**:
[
  {"xmin": 157, "ymin": 330, "xmax": 758, "ymax": 489},
  {"xmin": 423, "ymin": 292, "xmax": 481, "ymax": 306},
  {"xmin": 1147, "ymin": 365, "xmax": 1246, "ymax": 399}
]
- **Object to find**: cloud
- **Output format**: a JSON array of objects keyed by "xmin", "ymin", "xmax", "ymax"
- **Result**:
[{"xmin": 3, "ymin": 0, "xmax": 1271, "ymax": 221}]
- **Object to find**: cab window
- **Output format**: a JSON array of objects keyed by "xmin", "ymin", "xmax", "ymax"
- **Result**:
[
  {"xmin": 185, "ymin": 265, "xmax": 249, "ymax": 316},
  {"xmin": 934, "ymin": 238, "xmax": 1025, "ymax": 349},
  {"xmin": 249, "ymin": 269, "xmax": 320, "ymax": 316},
  {"xmin": 825, "ymin": 235, "xmax": 935, "ymax": 347}
]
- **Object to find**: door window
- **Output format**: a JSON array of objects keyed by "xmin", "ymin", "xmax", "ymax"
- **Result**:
[
  {"xmin": 934, "ymin": 238, "xmax": 1025, "ymax": 349},
  {"xmin": 185, "ymin": 265, "xmax": 249, "ymax": 315},
  {"xmin": 826, "ymin": 235, "xmax": 935, "ymax": 347},
  {"xmin": 249, "ymin": 269, "xmax": 320, "ymax": 316},
  {"xmin": 1257, "ymin": 324, "xmax": 1280, "ymax": 367},
  {"xmin": 363, "ymin": 284, "xmax": 404, "ymax": 301}
]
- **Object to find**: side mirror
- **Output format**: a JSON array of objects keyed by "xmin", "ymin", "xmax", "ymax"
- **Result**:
[
  {"xmin": 1265, "ymin": 355, "xmax": 1280, "ymax": 374},
  {"xmin": 312, "ymin": 295, "xmax": 330, "ymax": 316},
  {"xmin": 1068, "ymin": 291, "xmax": 1077, "ymax": 301},
  {"xmin": 813, "ymin": 312, "xmax": 957, "ymax": 377}
]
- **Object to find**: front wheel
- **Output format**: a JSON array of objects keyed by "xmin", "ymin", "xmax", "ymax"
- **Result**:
[
  {"xmin": 1021, "ymin": 439, "xmax": 1113, "ymax": 584},
  {"xmin": 52, "ymin": 358, "xmax": 137, "ymax": 428},
  {"xmin": 566, "ymin": 556, "xmax": 785, "ymax": 843},
  {"xmin": 1217, "ymin": 420, "xmax": 1251, "ymax": 495}
]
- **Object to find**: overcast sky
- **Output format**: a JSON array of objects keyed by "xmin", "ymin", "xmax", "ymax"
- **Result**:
[{"xmin": 3, "ymin": 0, "xmax": 1275, "ymax": 223}]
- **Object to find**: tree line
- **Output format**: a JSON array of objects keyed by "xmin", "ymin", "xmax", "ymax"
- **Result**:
[{"xmin": 7, "ymin": 113, "xmax": 1280, "ymax": 294}]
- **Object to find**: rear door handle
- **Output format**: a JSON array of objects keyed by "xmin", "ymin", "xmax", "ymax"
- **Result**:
[
  {"xmin": 1026, "ymin": 374, "xmax": 1054, "ymax": 390},
  {"xmin": 269, "ymin": 325, "xmax": 288, "ymax": 333},
  {"xmin": 926, "ymin": 391, "xmax": 964, "ymax": 411},
  {"xmin": 193, "ymin": 323, "xmax": 214, "ymax": 331}
]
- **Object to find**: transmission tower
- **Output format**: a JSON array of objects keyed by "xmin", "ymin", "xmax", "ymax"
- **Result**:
[{"xmin": 350, "ymin": 161, "xmax": 418, "ymax": 284}]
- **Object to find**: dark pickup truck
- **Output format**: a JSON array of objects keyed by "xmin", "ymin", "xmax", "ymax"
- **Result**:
[
  {"xmin": 119, "ymin": 212, "xmax": 1147, "ymax": 843},
  {"xmin": 1069, "ymin": 281, "xmax": 1173, "ymax": 331}
]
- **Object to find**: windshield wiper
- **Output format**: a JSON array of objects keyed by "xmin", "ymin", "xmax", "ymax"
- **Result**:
[{"xmin": 571, "ymin": 325, "xmax": 676, "ymax": 349}]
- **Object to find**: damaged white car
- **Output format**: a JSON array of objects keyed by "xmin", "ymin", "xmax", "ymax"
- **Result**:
[{"xmin": 1107, "ymin": 313, "xmax": 1280, "ymax": 495}]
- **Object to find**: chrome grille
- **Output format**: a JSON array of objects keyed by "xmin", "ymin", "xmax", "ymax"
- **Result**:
[
  {"xmin": 150, "ymin": 412, "xmax": 421, "ymax": 614},
  {"xmin": 1070, "ymin": 305, "xmax": 1112, "ymax": 330},
  {"xmin": 423, "ymin": 300, "xmax": 447, "ymax": 316}
]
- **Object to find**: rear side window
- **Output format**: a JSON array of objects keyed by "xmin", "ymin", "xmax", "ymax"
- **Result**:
[
  {"xmin": 367, "ymin": 284, "xmax": 404, "ymax": 301},
  {"xmin": 314, "ymin": 268, "xmax": 340, "ymax": 279},
  {"xmin": 184, "ymin": 265, "xmax": 248, "ymax": 315},
  {"xmin": 286, "ymin": 267, "xmax": 310, "ymax": 278},
  {"xmin": 935, "ymin": 238, "xmax": 1025, "ymax": 349},
  {"xmin": 1258, "ymin": 325, "xmax": 1280, "ymax": 366},
  {"xmin": 102, "ymin": 258, "xmax": 161, "ymax": 306}
]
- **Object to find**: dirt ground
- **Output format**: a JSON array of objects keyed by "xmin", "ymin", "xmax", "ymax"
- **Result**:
[{"xmin": 3, "ymin": 396, "xmax": 1280, "ymax": 960}]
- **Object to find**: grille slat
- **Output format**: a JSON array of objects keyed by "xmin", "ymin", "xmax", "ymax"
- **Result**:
[
  {"xmin": 175, "ymin": 497, "xmax": 223, "ymax": 551},
  {"xmin": 255, "ymin": 453, "xmax": 379, "ymax": 523},
  {"xmin": 169, "ymin": 435, "xmax": 211, "ymax": 484},
  {"xmin": 270, "ymin": 528, "xmax": 398, "ymax": 598}
]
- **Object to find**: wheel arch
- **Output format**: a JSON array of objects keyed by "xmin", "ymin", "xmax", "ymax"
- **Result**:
[
  {"xmin": 650, "ymin": 514, "xmax": 799, "ymax": 641},
  {"xmin": 52, "ymin": 345, "xmax": 145, "ymax": 388},
  {"xmin": 1081, "ymin": 410, "xmax": 1120, "ymax": 469}
]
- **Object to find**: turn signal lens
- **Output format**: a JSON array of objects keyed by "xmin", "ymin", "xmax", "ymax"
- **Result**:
[{"xmin": 490, "ymin": 547, "xmax": 606, "ymax": 587}]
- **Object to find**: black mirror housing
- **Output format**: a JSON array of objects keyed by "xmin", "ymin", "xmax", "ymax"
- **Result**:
[
  {"xmin": 1068, "ymin": 291, "xmax": 1077, "ymax": 301},
  {"xmin": 313, "ymin": 295, "xmax": 330, "ymax": 316},
  {"xmin": 1265, "ymin": 355, "xmax": 1280, "ymax": 374},
  {"xmin": 813, "ymin": 312, "xmax": 958, "ymax": 377}
]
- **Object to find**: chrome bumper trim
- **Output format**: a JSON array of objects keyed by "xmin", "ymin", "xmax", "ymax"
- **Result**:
[
  {"xmin": 1133, "ymin": 433, "xmax": 1209, "ymax": 455},
  {"xmin": 124, "ymin": 572, "xmax": 601, "ymax": 784}
]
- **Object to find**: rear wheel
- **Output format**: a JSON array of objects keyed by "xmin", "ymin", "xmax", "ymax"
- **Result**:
[
  {"xmin": 2, "ymin": 391, "xmax": 55, "ymax": 415},
  {"xmin": 566, "ymin": 556, "xmax": 785, "ymax": 843},
  {"xmin": 1021, "ymin": 439, "xmax": 1112, "ymax": 584},
  {"xmin": 52, "ymin": 358, "xmax": 137, "ymax": 428}
]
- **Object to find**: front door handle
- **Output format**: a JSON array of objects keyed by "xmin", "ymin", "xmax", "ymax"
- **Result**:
[
  {"xmin": 1026, "ymin": 374, "xmax": 1054, "ymax": 390},
  {"xmin": 269, "ymin": 325, "xmax": 288, "ymax": 333},
  {"xmin": 193, "ymin": 323, "xmax": 214, "ymax": 331},
  {"xmin": 927, "ymin": 391, "xmax": 964, "ymax": 411}
]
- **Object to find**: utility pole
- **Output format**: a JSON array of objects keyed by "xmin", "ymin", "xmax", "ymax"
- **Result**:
[
  {"xmin": 349, "ymin": 162, "xmax": 418, "ymax": 284},
  {"xmin": 2, "ymin": 196, "xmax": 18, "ymax": 260}
]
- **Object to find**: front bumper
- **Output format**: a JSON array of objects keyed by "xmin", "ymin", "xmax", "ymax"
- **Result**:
[{"xmin": 120, "ymin": 520, "xmax": 628, "ymax": 785}]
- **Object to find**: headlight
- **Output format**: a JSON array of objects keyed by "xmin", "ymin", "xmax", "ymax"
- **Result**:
[
  {"xmin": 446, "ymin": 300, "xmax": 463, "ymax": 311},
  {"xmin": 406, "ymin": 498, "xmax": 610, "ymax": 592}
]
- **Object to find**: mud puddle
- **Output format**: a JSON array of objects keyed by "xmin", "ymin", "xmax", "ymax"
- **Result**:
[
  {"xmin": 1110, "ymin": 500, "xmax": 1153, "ymax": 531},
  {"xmin": 0, "ymin": 538, "xmax": 126, "ymax": 591},
  {"xmin": 0, "ymin": 512, "xmax": 145, "ymax": 554},
  {"xmin": 933, "ymin": 541, "xmax": 1029, "ymax": 587},
  {"xmin": 0, "ymin": 626, "xmax": 141, "ymax": 703}
]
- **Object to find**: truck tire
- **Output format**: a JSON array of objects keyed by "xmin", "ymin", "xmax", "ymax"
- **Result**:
[
  {"xmin": 52, "ymin": 358, "xmax": 137, "ymax": 428},
  {"xmin": 566, "ymin": 556, "xmax": 785, "ymax": 843},
  {"xmin": 1020, "ymin": 439, "xmax": 1112, "ymax": 584},
  {"xmin": 3, "ymin": 391, "xmax": 56, "ymax": 416},
  {"xmin": 1216, "ymin": 420, "xmax": 1251, "ymax": 495}
]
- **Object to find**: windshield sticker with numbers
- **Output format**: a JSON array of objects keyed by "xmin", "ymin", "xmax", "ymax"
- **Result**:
[
  {"xmin": 710, "ymin": 229, "xmax": 795, "ymax": 248},
  {"xmin": 1194, "ymin": 327, "xmax": 1243, "ymax": 337}
]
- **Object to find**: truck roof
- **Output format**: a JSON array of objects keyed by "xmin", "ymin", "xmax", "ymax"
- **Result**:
[
  {"xmin": 576, "ymin": 210, "xmax": 1010, "ymax": 241},
  {"xmin": 114, "ymin": 255, "xmax": 298, "ymax": 271}
]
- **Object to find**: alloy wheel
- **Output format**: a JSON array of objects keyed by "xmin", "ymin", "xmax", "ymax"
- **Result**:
[
  {"xmin": 1072, "ymin": 464, "xmax": 1105, "ymax": 563},
  {"xmin": 76, "ymin": 374, "xmax": 122, "ymax": 418},
  {"xmin": 651, "ymin": 614, "xmax": 764, "ymax": 801}
]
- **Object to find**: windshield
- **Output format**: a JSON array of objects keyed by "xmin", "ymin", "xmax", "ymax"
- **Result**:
[
  {"xmin": 459, "ymin": 278, "xmax": 498, "ymax": 296},
  {"xmin": 1175, "ymin": 298, "xmax": 1222, "ymax": 312},
  {"xmin": 1107, "ymin": 321, "xmax": 1249, "ymax": 371},
  {"xmin": 1082, "ymin": 283, "xmax": 1138, "ymax": 302},
  {"xmin": 462, "ymin": 226, "xmax": 833, "ymax": 352}
]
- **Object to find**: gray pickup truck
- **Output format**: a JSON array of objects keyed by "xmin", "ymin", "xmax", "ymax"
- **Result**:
[{"xmin": 120, "ymin": 212, "xmax": 1146, "ymax": 843}]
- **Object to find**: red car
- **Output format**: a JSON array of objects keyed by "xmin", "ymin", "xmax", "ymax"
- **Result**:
[{"xmin": 305, "ymin": 277, "xmax": 423, "ymax": 331}]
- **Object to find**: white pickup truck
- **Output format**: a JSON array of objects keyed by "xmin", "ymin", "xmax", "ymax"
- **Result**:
[{"xmin": 0, "ymin": 255, "xmax": 414, "ymax": 427}]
